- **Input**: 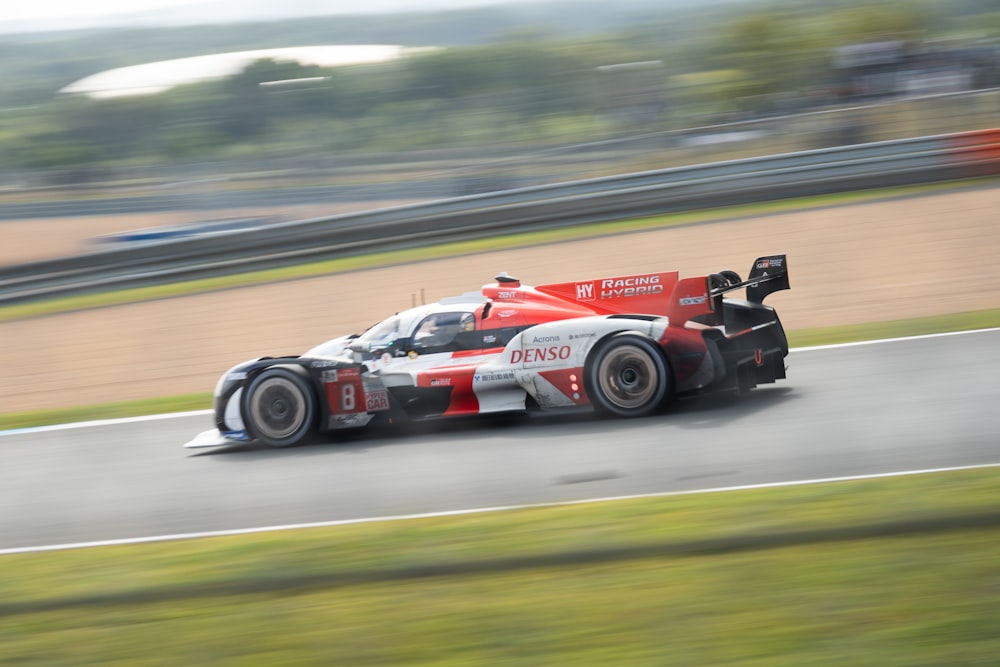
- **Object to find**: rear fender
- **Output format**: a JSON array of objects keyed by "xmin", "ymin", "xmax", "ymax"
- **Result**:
[
  {"xmin": 504, "ymin": 316, "xmax": 663, "ymax": 370},
  {"xmin": 506, "ymin": 316, "xmax": 666, "ymax": 409}
]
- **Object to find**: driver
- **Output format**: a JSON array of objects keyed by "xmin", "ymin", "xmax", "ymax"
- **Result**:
[{"xmin": 415, "ymin": 312, "xmax": 475, "ymax": 348}]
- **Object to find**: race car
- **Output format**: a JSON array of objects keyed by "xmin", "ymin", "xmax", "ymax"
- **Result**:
[{"xmin": 185, "ymin": 255, "xmax": 790, "ymax": 449}]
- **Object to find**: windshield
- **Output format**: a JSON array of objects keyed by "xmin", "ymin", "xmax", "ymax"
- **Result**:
[
  {"xmin": 305, "ymin": 305, "xmax": 483, "ymax": 360},
  {"xmin": 356, "ymin": 316, "xmax": 401, "ymax": 352},
  {"xmin": 412, "ymin": 311, "xmax": 476, "ymax": 351},
  {"xmin": 302, "ymin": 316, "xmax": 401, "ymax": 359}
]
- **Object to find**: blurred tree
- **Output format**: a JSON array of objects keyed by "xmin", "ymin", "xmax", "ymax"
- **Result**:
[
  {"xmin": 215, "ymin": 59, "xmax": 286, "ymax": 139},
  {"xmin": 714, "ymin": 10, "xmax": 820, "ymax": 109},
  {"xmin": 62, "ymin": 96, "xmax": 167, "ymax": 159},
  {"xmin": 824, "ymin": 3, "xmax": 933, "ymax": 42},
  {"xmin": 6, "ymin": 130, "xmax": 100, "ymax": 184}
]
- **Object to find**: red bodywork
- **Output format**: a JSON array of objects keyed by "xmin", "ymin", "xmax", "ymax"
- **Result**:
[{"xmin": 483, "ymin": 270, "xmax": 716, "ymax": 325}]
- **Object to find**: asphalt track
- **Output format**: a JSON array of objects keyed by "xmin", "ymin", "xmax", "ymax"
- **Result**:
[{"xmin": 1, "ymin": 330, "xmax": 998, "ymax": 552}]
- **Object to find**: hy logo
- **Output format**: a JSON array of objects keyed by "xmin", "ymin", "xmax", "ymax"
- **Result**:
[{"xmin": 576, "ymin": 282, "xmax": 595, "ymax": 300}]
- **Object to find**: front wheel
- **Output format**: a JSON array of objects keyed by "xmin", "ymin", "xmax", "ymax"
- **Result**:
[
  {"xmin": 243, "ymin": 367, "xmax": 317, "ymax": 447},
  {"xmin": 585, "ymin": 334, "xmax": 670, "ymax": 418}
]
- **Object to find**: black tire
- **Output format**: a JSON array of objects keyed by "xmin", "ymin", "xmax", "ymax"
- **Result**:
[
  {"xmin": 709, "ymin": 270, "xmax": 742, "ymax": 290},
  {"xmin": 585, "ymin": 334, "xmax": 670, "ymax": 418},
  {"xmin": 719, "ymin": 270, "xmax": 742, "ymax": 285},
  {"xmin": 243, "ymin": 366, "xmax": 317, "ymax": 447}
]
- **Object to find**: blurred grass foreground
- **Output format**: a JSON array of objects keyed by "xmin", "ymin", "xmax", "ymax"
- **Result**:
[{"xmin": 1, "ymin": 466, "xmax": 997, "ymax": 665}]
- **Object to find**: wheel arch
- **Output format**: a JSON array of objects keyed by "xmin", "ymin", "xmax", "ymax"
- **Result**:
[
  {"xmin": 582, "ymin": 330, "xmax": 675, "ymax": 417},
  {"xmin": 583, "ymin": 329, "xmax": 674, "ymax": 381}
]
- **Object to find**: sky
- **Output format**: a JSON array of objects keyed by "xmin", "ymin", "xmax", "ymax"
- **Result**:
[
  {"xmin": 5, "ymin": 0, "xmax": 208, "ymax": 22},
  {"xmin": 2, "ymin": 0, "xmax": 516, "ymax": 24},
  {"xmin": 1, "ymin": 0, "xmax": 541, "ymax": 34}
]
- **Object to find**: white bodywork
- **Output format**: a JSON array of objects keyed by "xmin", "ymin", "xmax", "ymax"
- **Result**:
[{"xmin": 186, "ymin": 306, "xmax": 671, "ymax": 448}]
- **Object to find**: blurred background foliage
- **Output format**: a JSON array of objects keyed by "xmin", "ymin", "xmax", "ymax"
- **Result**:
[{"xmin": 0, "ymin": 0, "xmax": 996, "ymax": 187}]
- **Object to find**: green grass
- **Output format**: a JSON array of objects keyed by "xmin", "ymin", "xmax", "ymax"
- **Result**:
[
  {"xmin": 784, "ymin": 307, "xmax": 1000, "ymax": 348},
  {"xmin": 1, "ymin": 467, "xmax": 997, "ymax": 665},
  {"xmin": 0, "ymin": 394, "xmax": 212, "ymax": 431},
  {"xmin": 2, "ymin": 308, "xmax": 998, "ymax": 432},
  {"xmin": 3, "ymin": 177, "xmax": 994, "ymax": 323}
]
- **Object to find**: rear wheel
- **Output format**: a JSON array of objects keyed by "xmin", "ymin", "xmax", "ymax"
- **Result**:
[
  {"xmin": 585, "ymin": 334, "xmax": 670, "ymax": 418},
  {"xmin": 243, "ymin": 367, "xmax": 317, "ymax": 447}
]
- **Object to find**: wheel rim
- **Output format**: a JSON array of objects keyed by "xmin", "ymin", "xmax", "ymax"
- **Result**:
[
  {"xmin": 596, "ymin": 346, "xmax": 659, "ymax": 410},
  {"xmin": 249, "ymin": 376, "xmax": 307, "ymax": 441}
]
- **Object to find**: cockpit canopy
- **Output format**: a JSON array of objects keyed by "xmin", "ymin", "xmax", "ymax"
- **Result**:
[{"xmin": 307, "ymin": 299, "xmax": 488, "ymax": 360}]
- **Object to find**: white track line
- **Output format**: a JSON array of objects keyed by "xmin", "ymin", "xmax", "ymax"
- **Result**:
[
  {"xmin": 2, "ymin": 462, "xmax": 998, "ymax": 555},
  {"xmin": 0, "ymin": 410, "xmax": 212, "ymax": 437},
  {"xmin": 789, "ymin": 326, "xmax": 1000, "ymax": 353}
]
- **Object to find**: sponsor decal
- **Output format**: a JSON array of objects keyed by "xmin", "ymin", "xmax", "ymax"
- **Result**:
[
  {"xmin": 408, "ymin": 350, "xmax": 419, "ymax": 360},
  {"xmin": 568, "ymin": 332, "xmax": 595, "ymax": 341},
  {"xmin": 331, "ymin": 414, "xmax": 364, "ymax": 427},
  {"xmin": 474, "ymin": 371, "xmax": 516, "ymax": 383},
  {"xmin": 531, "ymin": 335, "xmax": 560, "ymax": 343},
  {"xmin": 679, "ymin": 296, "xmax": 707, "ymax": 306},
  {"xmin": 497, "ymin": 309, "xmax": 517, "ymax": 319},
  {"xmin": 226, "ymin": 371, "xmax": 248, "ymax": 382},
  {"xmin": 321, "ymin": 370, "xmax": 339, "ymax": 383},
  {"xmin": 311, "ymin": 360, "xmax": 339, "ymax": 368},
  {"xmin": 599, "ymin": 275, "xmax": 663, "ymax": 300},
  {"xmin": 366, "ymin": 388, "xmax": 391, "ymax": 411},
  {"xmin": 510, "ymin": 345, "xmax": 572, "ymax": 364},
  {"xmin": 754, "ymin": 349, "xmax": 764, "ymax": 367},
  {"xmin": 756, "ymin": 258, "xmax": 783, "ymax": 269},
  {"xmin": 576, "ymin": 282, "xmax": 595, "ymax": 300},
  {"xmin": 483, "ymin": 334, "xmax": 497, "ymax": 344},
  {"xmin": 430, "ymin": 378, "xmax": 452, "ymax": 387},
  {"xmin": 498, "ymin": 291, "xmax": 517, "ymax": 299}
]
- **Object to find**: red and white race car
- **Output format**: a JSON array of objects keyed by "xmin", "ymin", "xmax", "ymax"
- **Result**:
[{"xmin": 186, "ymin": 255, "xmax": 790, "ymax": 448}]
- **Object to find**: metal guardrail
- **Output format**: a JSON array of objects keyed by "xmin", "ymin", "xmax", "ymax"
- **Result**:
[{"xmin": 1, "ymin": 129, "xmax": 997, "ymax": 306}]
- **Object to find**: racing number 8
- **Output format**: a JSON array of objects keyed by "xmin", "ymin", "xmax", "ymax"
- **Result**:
[
  {"xmin": 324, "ymin": 374, "xmax": 365, "ymax": 415},
  {"xmin": 341, "ymin": 383, "xmax": 356, "ymax": 411}
]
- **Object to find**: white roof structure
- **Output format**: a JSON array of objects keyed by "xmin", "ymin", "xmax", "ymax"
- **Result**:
[{"xmin": 60, "ymin": 45, "xmax": 434, "ymax": 99}]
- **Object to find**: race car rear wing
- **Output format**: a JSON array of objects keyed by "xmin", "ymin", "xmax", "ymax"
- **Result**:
[
  {"xmin": 666, "ymin": 255, "xmax": 789, "ymax": 327},
  {"xmin": 710, "ymin": 254, "xmax": 790, "ymax": 304}
]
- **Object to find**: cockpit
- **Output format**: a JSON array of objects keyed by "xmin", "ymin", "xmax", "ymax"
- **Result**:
[
  {"xmin": 348, "ymin": 301, "xmax": 486, "ymax": 358},
  {"xmin": 304, "ymin": 284, "xmax": 542, "ymax": 361},
  {"xmin": 411, "ymin": 311, "xmax": 477, "ymax": 352}
]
